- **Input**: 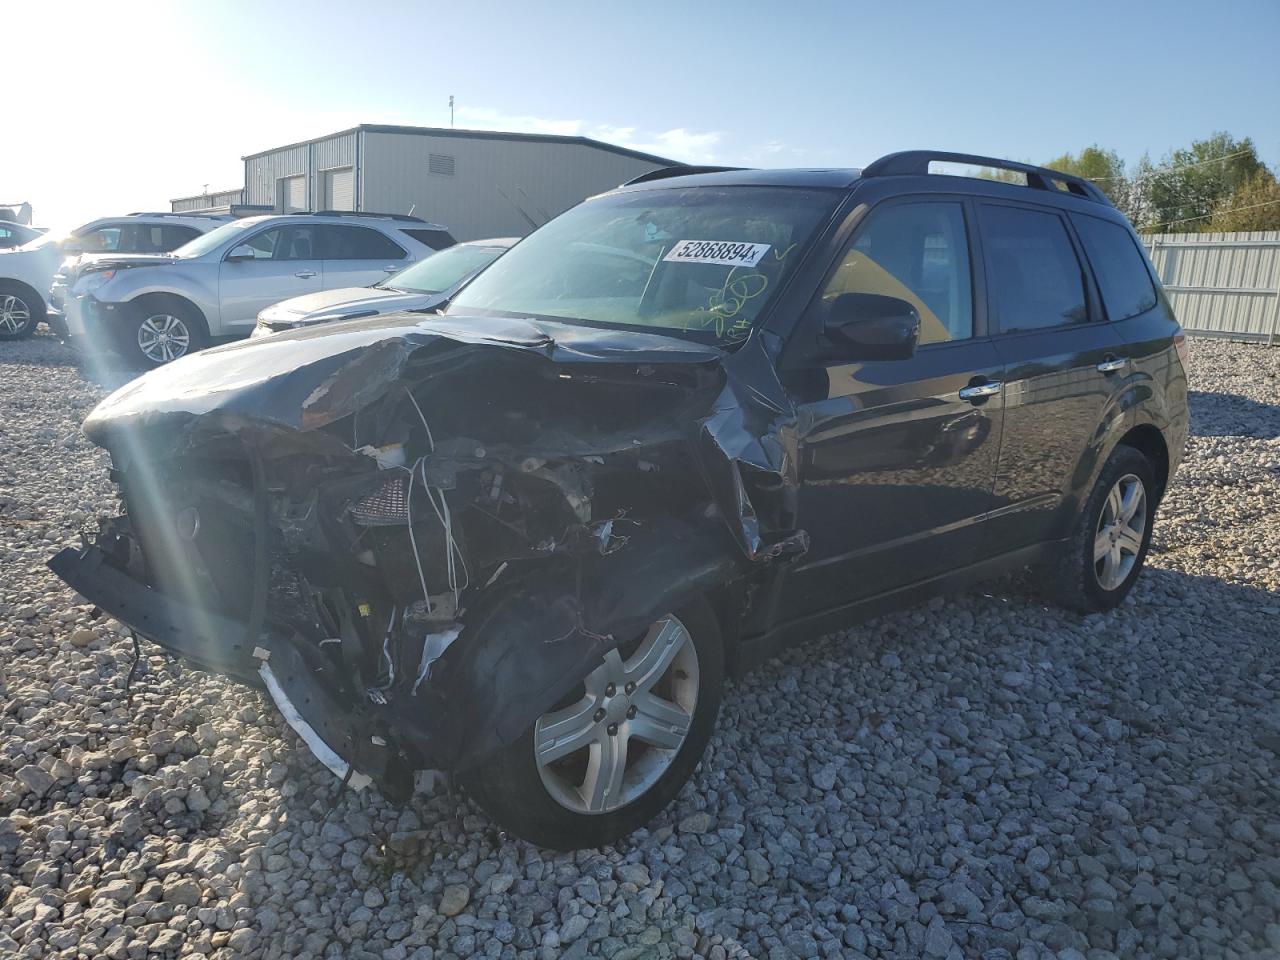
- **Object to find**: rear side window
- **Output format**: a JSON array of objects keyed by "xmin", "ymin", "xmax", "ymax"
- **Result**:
[
  {"xmin": 324, "ymin": 225, "xmax": 406, "ymax": 260},
  {"xmin": 401, "ymin": 228, "xmax": 458, "ymax": 250},
  {"xmin": 823, "ymin": 201, "xmax": 973, "ymax": 344},
  {"xmin": 980, "ymin": 205, "xmax": 1088, "ymax": 332},
  {"xmin": 1071, "ymin": 215, "xmax": 1157, "ymax": 322},
  {"xmin": 160, "ymin": 225, "xmax": 202, "ymax": 251}
]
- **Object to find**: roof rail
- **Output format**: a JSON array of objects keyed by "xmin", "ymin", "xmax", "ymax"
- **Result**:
[
  {"xmin": 311, "ymin": 210, "xmax": 427, "ymax": 222},
  {"xmin": 861, "ymin": 151, "xmax": 1111, "ymax": 205},
  {"xmin": 623, "ymin": 165, "xmax": 745, "ymax": 186},
  {"xmin": 126, "ymin": 210, "xmax": 233, "ymax": 220}
]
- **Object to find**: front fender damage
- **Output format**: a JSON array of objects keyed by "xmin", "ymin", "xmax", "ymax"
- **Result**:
[{"xmin": 50, "ymin": 313, "xmax": 807, "ymax": 797}]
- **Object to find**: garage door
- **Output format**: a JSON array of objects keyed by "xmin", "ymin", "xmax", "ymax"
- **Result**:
[
  {"xmin": 323, "ymin": 167, "xmax": 354, "ymax": 211},
  {"xmin": 278, "ymin": 175, "xmax": 307, "ymax": 213}
]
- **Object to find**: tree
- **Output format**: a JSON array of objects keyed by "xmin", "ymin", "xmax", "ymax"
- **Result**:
[
  {"xmin": 1205, "ymin": 169, "xmax": 1280, "ymax": 232},
  {"xmin": 1044, "ymin": 146, "xmax": 1144, "ymax": 226},
  {"xmin": 1143, "ymin": 132, "xmax": 1267, "ymax": 231}
]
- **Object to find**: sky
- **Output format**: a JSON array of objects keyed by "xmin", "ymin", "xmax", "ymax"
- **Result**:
[{"xmin": 5, "ymin": 0, "xmax": 1279, "ymax": 232}]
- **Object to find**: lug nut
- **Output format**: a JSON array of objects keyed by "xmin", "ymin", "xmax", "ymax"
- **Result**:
[
  {"xmin": 604, "ymin": 682, "xmax": 616, "ymax": 697},
  {"xmin": 625, "ymin": 682, "xmax": 635, "ymax": 694},
  {"xmin": 593, "ymin": 708, "xmax": 606, "ymax": 723},
  {"xmin": 607, "ymin": 723, "xmax": 618, "ymax": 736},
  {"xmin": 626, "ymin": 705, "xmax": 637, "ymax": 719}
]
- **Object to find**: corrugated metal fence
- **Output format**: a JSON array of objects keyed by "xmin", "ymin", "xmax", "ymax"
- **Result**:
[{"xmin": 1141, "ymin": 231, "xmax": 1280, "ymax": 343}]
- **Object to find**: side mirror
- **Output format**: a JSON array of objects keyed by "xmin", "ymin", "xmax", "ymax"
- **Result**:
[
  {"xmin": 226, "ymin": 244, "xmax": 257, "ymax": 262},
  {"xmin": 824, "ymin": 293, "xmax": 920, "ymax": 361}
]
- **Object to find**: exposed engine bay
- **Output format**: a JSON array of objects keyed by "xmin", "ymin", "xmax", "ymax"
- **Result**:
[{"xmin": 49, "ymin": 312, "xmax": 809, "ymax": 798}]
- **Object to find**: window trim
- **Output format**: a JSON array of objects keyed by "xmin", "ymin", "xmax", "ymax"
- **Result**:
[
  {"xmin": 1068, "ymin": 211, "xmax": 1159, "ymax": 324},
  {"xmin": 975, "ymin": 197, "xmax": 1105, "ymax": 338}
]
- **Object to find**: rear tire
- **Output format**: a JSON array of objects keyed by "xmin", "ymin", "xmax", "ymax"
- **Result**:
[
  {"xmin": 1042, "ymin": 445, "xmax": 1156, "ymax": 613},
  {"xmin": 460, "ymin": 598, "xmax": 723, "ymax": 850},
  {"xmin": 130, "ymin": 298, "xmax": 208, "ymax": 367},
  {"xmin": 0, "ymin": 283, "xmax": 43, "ymax": 340}
]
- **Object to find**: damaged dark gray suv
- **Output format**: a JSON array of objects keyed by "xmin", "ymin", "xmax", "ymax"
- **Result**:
[{"xmin": 50, "ymin": 151, "xmax": 1189, "ymax": 850}]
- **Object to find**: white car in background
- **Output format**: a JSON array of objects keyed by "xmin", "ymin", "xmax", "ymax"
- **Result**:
[
  {"xmin": 0, "ymin": 222, "xmax": 43, "ymax": 250},
  {"xmin": 0, "ymin": 212, "xmax": 229, "ymax": 340},
  {"xmin": 65, "ymin": 212, "xmax": 457, "ymax": 365},
  {"xmin": 251, "ymin": 237, "xmax": 517, "ymax": 338}
]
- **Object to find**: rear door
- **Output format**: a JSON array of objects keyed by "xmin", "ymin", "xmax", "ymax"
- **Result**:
[
  {"xmin": 319, "ymin": 225, "xmax": 411, "ymax": 290},
  {"xmin": 976, "ymin": 201, "xmax": 1127, "ymax": 553},
  {"xmin": 218, "ymin": 224, "xmax": 324, "ymax": 333},
  {"xmin": 778, "ymin": 196, "xmax": 1006, "ymax": 617}
]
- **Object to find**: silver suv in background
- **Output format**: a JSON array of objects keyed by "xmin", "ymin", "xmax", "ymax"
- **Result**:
[
  {"xmin": 1, "ymin": 212, "xmax": 229, "ymax": 341},
  {"xmin": 252, "ymin": 237, "xmax": 516, "ymax": 337},
  {"xmin": 64, "ymin": 212, "xmax": 456, "ymax": 365}
]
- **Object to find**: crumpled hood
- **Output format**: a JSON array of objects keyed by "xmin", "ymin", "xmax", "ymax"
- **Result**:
[
  {"xmin": 83, "ymin": 311, "xmax": 725, "ymax": 444},
  {"xmin": 258, "ymin": 285, "xmax": 439, "ymax": 326}
]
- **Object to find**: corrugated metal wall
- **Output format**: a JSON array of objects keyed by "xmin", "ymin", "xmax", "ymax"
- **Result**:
[
  {"xmin": 243, "ymin": 131, "xmax": 357, "ymax": 210},
  {"xmin": 359, "ymin": 131, "xmax": 666, "ymax": 240},
  {"xmin": 170, "ymin": 188, "xmax": 244, "ymax": 212},
  {"xmin": 1142, "ymin": 231, "xmax": 1280, "ymax": 342}
]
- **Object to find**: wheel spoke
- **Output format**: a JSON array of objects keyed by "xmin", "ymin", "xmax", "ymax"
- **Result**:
[
  {"xmin": 1094, "ymin": 530, "xmax": 1112, "ymax": 562},
  {"xmin": 1116, "ymin": 526, "xmax": 1143, "ymax": 555},
  {"xmin": 628, "ymin": 691, "xmax": 691, "ymax": 751},
  {"xmin": 581, "ymin": 730, "xmax": 628, "ymax": 812},
  {"xmin": 534, "ymin": 695, "xmax": 598, "ymax": 765},
  {"xmin": 623, "ymin": 617, "xmax": 686, "ymax": 694},
  {"xmin": 1105, "ymin": 485, "xmax": 1122, "ymax": 524},
  {"xmin": 1118, "ymin": 481, "xmax": 1142, "ymax": 522}
]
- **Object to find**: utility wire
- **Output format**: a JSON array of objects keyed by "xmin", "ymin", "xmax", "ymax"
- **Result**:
[
  {"xmin": 1087, "ymin": 148, "xmax": 1255, "ymax": 182},
  {"xmin": 1148, "ymin": 197, "xmax": 1280, "ymax": 230}
]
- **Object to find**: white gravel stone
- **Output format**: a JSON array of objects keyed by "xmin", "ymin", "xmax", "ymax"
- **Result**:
[{"xmin": 1, "ymin": 333, "xmax": 1277, "ymax": 958}]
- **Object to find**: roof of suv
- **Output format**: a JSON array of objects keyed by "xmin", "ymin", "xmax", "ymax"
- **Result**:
[
  {"xmin": 616, "ymin": 150, "xmax": 1114, "ymax": 209},
  {"xmin": 231, "ymin": 212, "xmax": 451, "ymax": 230}
]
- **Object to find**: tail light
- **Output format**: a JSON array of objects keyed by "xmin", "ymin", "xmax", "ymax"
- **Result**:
[{"xmin": 1173, "ymin": 331, "xmax": 1191, "ymax": 375}]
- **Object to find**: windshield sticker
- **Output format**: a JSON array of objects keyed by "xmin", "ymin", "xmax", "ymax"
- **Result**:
[{"xmin": 663, "ymin": 240, "xmax": 771, "ymax": 268}]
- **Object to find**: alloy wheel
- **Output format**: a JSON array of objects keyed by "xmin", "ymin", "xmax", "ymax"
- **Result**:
[
  {"xmin": 1094, "ymin": 473, "xmax": 1147, "ymax": 591},
  {"xmin": 0, "ymin": 294, "xmax": 31, "ymax": 334},
  {"xmin": 534, "ymin": 614, "xmax": 700, "ymax": 815},
  {"xmin": 137, "ymin": 314, "xmax": 191, "ymax": 363}
]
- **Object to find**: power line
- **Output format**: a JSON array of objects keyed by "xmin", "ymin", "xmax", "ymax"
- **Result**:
[
  {"xmin": 1088, "ymin": 148, "xmax": 1255, "ymax": 182},
  {"xmin": 1149, "ymin": 197, "xmax": 1280, "ymax": 230}
]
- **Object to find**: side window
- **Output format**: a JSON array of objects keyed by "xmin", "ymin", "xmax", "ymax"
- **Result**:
[
  {"xmin": 401, "ymin": 228, "xmax": 458, "ymax": 250},
  {"xmin": 980, "ymin": 205, "xmax": 1088, "ymax": 332},
  {"xmin": 821, "ymin": 201, "xmax": 973, "ymax": 344},
  {"xmin": 276, "ymin": 226, "xmax": 319, "ymax": 260},
  {"xmin": 1071, "ymin": 214, "xmax": 1157, "ymax": 322},
  {"xmin": 79, "ymin": 227, "xmax": 123, "ymax": 253},
  {"xmin": 160, "ymin": 225, "xmax": 202, "ymax": 251},
  {"xmin": 324, "ymin": 225, "xmax": 406, "ymax": 260},
  {"xmin": 241, "ymin": 228, "xmax": 282, "ymax": 260}
]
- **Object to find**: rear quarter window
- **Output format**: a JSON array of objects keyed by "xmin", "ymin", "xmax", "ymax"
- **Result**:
[
  {"xmin": 402, "ymin": 228, "xmax": 458, "ymax": 250},
  {"xmin": 1071, "ymin": 214, "xmax": 1158, "ymax": 322}
]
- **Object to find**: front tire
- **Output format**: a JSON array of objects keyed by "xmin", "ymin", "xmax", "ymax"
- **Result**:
[
  {"xmin": 0, "ymin": 284, "xmax": 43, "ymax": 340},
  {"xmin": 131, "ymin": 299, "xmax": 207, "ymax": 367},
  {"xmin": 460, "ymin": 599, "xmax": 723, "ymax": 850},
  {"xmin": 1043, "ymin": 445, "xmax": 1156, "ymax": 613}
]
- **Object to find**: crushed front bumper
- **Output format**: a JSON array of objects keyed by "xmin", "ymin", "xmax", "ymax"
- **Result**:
[{"xmin": 48, "ymin": 544, "xmax": 411, "ymax": 798}]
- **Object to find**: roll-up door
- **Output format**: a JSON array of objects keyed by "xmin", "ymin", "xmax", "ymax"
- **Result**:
[{"xmin": 323, "ymin": 167, "xmax": 354, "ymax": 210}]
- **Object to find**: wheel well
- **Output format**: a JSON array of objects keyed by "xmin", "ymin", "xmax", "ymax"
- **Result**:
[
  {"xmin": 0, "ymin": 279, "xmax": 48, "ymax": 318},
  {"xmin": 1118, "ymin": 425, "xmax": 1170, "ymax": 501},
  {"xmin": 128, "ymin": 293, "xmax": 209, "ymax": 336}
]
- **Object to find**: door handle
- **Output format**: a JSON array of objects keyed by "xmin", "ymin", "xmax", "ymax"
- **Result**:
[
  {"xmin": 958, "ymin": 380, "xmax": 1003, "ymax": 401},
  {"xmin": 1096, "ymin": 356, "xmax": 1129, "ymax": 373},
  {"xmin": 382, "ymin": 266, "xmax": 399, "ymax": 273},
  {"xmin": 294, "ymin": 270, "xmax": 317, "ymax": 279}
]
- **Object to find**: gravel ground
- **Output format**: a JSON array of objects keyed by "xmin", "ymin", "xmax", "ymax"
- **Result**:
[{"xmin": 1, "ymin": 333, "xmax": 1277, "ymax": 960}]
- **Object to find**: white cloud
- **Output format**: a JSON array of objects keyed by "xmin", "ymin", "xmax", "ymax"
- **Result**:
[{"xmin": 453, "ymin": 108, "xmax": 721, "ymax": 164}]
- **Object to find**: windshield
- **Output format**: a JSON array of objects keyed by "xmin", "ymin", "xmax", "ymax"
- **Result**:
[
  {"xmin": 380, "ymin": 243, "xmax": 508, "ymax": 295},
  {"xmin": 172, "ymin": 219, "xmax": 259, "ymax": 259},
  {"xmin": 447, "ymin": 186, "xmax": 839, "ymax": 344}
]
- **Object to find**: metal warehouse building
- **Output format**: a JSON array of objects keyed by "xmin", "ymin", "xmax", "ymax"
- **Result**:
[{"xmin": 173, "ymin": 124, "xmax": 680, "ymax": 240}]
